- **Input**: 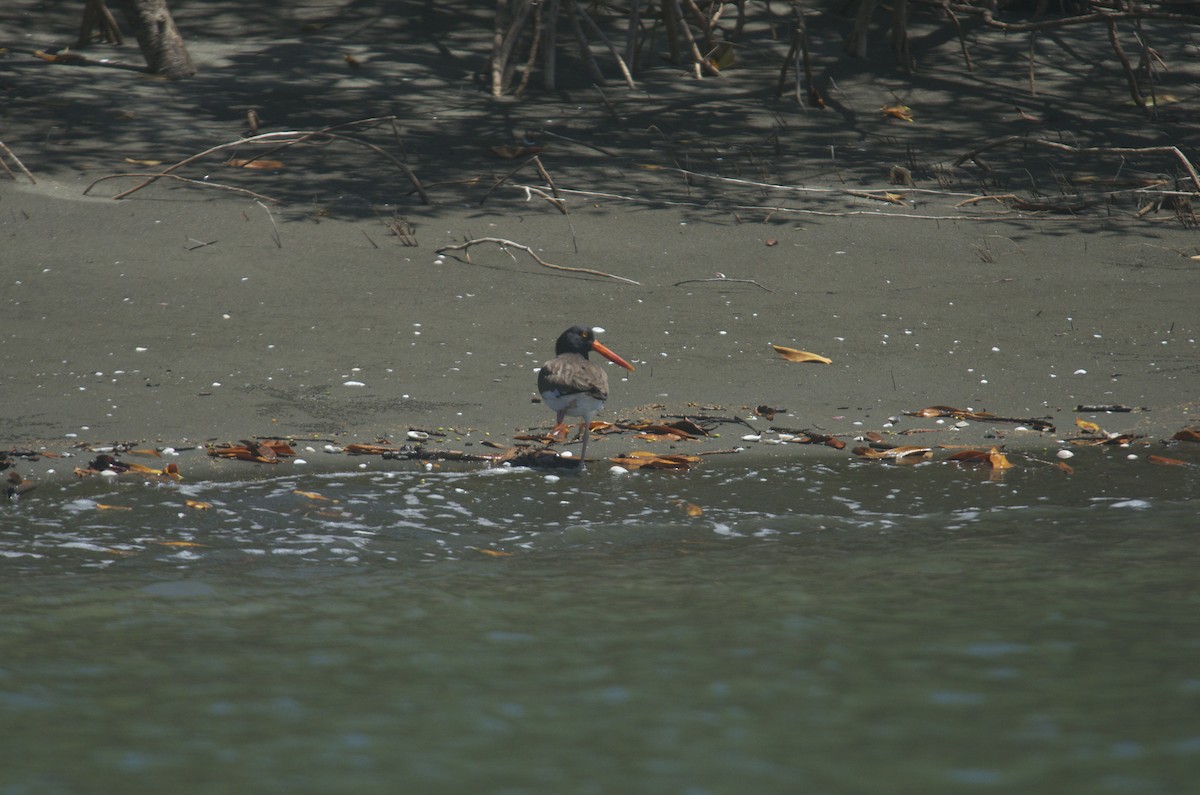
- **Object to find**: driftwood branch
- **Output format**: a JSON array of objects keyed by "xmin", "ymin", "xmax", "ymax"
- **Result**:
[
  {"xmin": 944, "ymin": 3, "xmax": 1200, "ymax": 33},
  {"xmin": 434, "ymin": 237, "xmax": 640, "ymax": 285},
  {"xmin": 480, "ymin": 154, "xmax": 555, "ymax": 206},
  {"xmin": 954, "ymin": 137, "xmax": 1200, "ymax": 194}
]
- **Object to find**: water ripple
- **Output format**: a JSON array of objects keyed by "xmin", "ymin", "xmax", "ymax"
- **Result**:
[{"xmin": 3, "ymin": 456, "xmax": 1196, "ymax": 574}]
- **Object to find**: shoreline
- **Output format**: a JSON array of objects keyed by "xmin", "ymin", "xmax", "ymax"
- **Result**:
[{"xmin": 4, "ymin": 180, "xmax": 1197, "ymax": 485}]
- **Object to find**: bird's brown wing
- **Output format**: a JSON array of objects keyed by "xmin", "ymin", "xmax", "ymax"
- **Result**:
[{"xmin": 538, "ymin": 353, "xmax": 609, "ymax": 401}]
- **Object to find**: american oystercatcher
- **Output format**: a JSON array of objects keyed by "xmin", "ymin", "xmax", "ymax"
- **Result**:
[{"xmin": 537, "ymin": 325, "xmax": 635, "ymax": 466}]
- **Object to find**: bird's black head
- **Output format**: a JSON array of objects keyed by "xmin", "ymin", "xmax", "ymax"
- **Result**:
[{"xmin": 555, "ymin": 325, "xmax": 597, "ymax": 356}]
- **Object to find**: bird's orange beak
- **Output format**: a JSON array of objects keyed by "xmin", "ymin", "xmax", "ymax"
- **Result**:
[{"xmin": 592, "ymin": 340, "xmax": 635, "ymax": 371}]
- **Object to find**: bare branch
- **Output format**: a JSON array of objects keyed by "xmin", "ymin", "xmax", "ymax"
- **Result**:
[{"xmin": 434, "ymin": 237, "xmax": 640, "ymax": 285}]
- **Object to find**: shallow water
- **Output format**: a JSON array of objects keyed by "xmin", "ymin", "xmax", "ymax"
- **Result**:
[{"xmin": 3, "ymin": 454, "xmax": 1198, "ymax": 794}]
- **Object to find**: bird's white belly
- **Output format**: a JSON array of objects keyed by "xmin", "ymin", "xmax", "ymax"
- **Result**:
[{"xmin": 542, "ymin": 390, "xmax": 606, "ymax": 419}]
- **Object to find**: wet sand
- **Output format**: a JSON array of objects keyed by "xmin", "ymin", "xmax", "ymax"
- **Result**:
[{"xmin": 3, "ymin": 1, "xmax": 1198, "ymax": 479}]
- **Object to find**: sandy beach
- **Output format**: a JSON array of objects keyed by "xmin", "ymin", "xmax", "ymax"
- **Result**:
[{"xmin": 3, "ymin": 1, "xmax": 1198, "ymax": 479}]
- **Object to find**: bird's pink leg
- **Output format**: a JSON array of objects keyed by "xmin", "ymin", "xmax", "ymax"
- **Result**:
[{"xmin": 547, "ymin": 410, "xmax": 570, "ymax": 442}]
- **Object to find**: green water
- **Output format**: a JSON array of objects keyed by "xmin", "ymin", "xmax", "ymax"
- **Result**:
[{"xmin": 2, "ymin": 457, "xmax": 1198, "ymax": 794}]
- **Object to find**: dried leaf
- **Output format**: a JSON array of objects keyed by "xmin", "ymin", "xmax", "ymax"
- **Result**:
[
  {"xmin": 124, "ymin": 157, "xmax": 164, "ymax": 167},
  {"xmin": 208, "ymin": 439, "xmax": 294, "ymax": 464},
  {"xmin": 852, "ymin": 445, "xmax": 932, "ymax": 460},
  {"xmin": 224, "ymin": 158, "xmax": 284, "ymax": 170},
  {"xmin": 609, "ymin": 451, "xmax": 700, "ymax": 471},
  {"xmin": 755, "ymin": 405, "xmax": 781, "ymax": 420},
  {"xmin": 771, "ymin": 345, "xmax": 832, "ymax": 365},
  {"xmin": 95, "ymin": 503, "xmax": 133, "ymax": 511},
  {"xmin": 625, "ymin": 422, "xmax": 696, "ymax": 440},
  {"xmin": 1075, "ymin": 418, "xmax": 1104, "ymax": 435},
  {"xmin": 988, "ymin": 448, "xmax": 1014, "ymax": 470},
  {"xmin": 185, "ymin": 500, "xmax": 212, "ymax": 510},
  {"xmin": 709, "ymin": 42, "xmax": 736, "ymax": 71},
  {"xmin": 34, "ymin": 49, "xmax": 88, "ymax": 64},
  {"xmin": 5, "ymin": 473, "xmax": 36, "ymax": 498},
  {"xmin": 1148, "ymin": 454, "xmax": 1189, "ymax": 466},
  {"xmin": 807, "ymin": 431, "xmax": 846, "ymax": 450},
  {"xmin": 683, "ymin": 502, "xmax": 704, "ymax": 517},
  {"xmin": 152, "ymin": 540, "xmax": 206, "ymax": 547},
  {"xmin": 477, "ymin": 548, "xmax": 514, "ymax": 557},
  {"xmin": 294, "ymin": 490, "xmax": 334, "ymax": 501},
  {"xmin": 664, "ymin": 418, "xmax": 710, "ymax": 437},
  {"xmin": 881, "ymin": 102, "xmax": 914, "ymax": 122},
  {"xmin": 1056, "ymin": 460, "xmax": 1074, "ymax": 475}
]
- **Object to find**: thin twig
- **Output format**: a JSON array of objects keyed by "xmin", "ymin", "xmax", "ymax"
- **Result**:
[
  {"xmin": 0, "ymin": 140, "xmax": 36, "ymax": 184},
  {"xmin": 83, "ymin": 120, "xmax": 427, "ymax": 204},
  {"xmin": 480, "ymin": 154, "xmax": 544, "ymax": 205},
  {"xmin": 563, "ymin": 0, "xmax": 607, "ymax": 85},
  {"xmin": 517, "ymin": 183, "xmax": 567, "ymax": 212},
  {"xmin": 514, "ymin": 0, "xmax": 543, "ymax": 98},
  {"xmin": 256, "ymin": 200, "xmax": 282, "ymax": 248},
  {"xmin": 492, "ymin": 0, "xmax": 536, "ymax": 97},
  {"xmin": 536, "ymin": 129, "xmax": 618, "ymax": 157},
  {"xmin": 511, "ymin": 183, "xmax": 578, "ymax": 251},
  {"xmin": 575, "ymin": 1, "xmax": 636, "ymax": 88},
  {"xmin": 664, "ymin": 165, "xmax": 980, "ymax": 199},
  {"xmin": 531, "ymin": 155, "xmax": 559, "ymax": 199},
  {"xmin": 434, "ymin": 237, "xmax": 640, "ymax": 285},
  {"xmin": 1107, "ymin": 20, "xmax": 1145, "ymax": 112},
  {"xmin": 84, "ymin": 172, "xmax": 284, "ymax": 203},
  {"xmin": 673, "ymin": 276, "xmax": 772, "ymax": 292},
  {"xmin": 669, "ymin": 0, "xmax": 720, "ymax": 77}
]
